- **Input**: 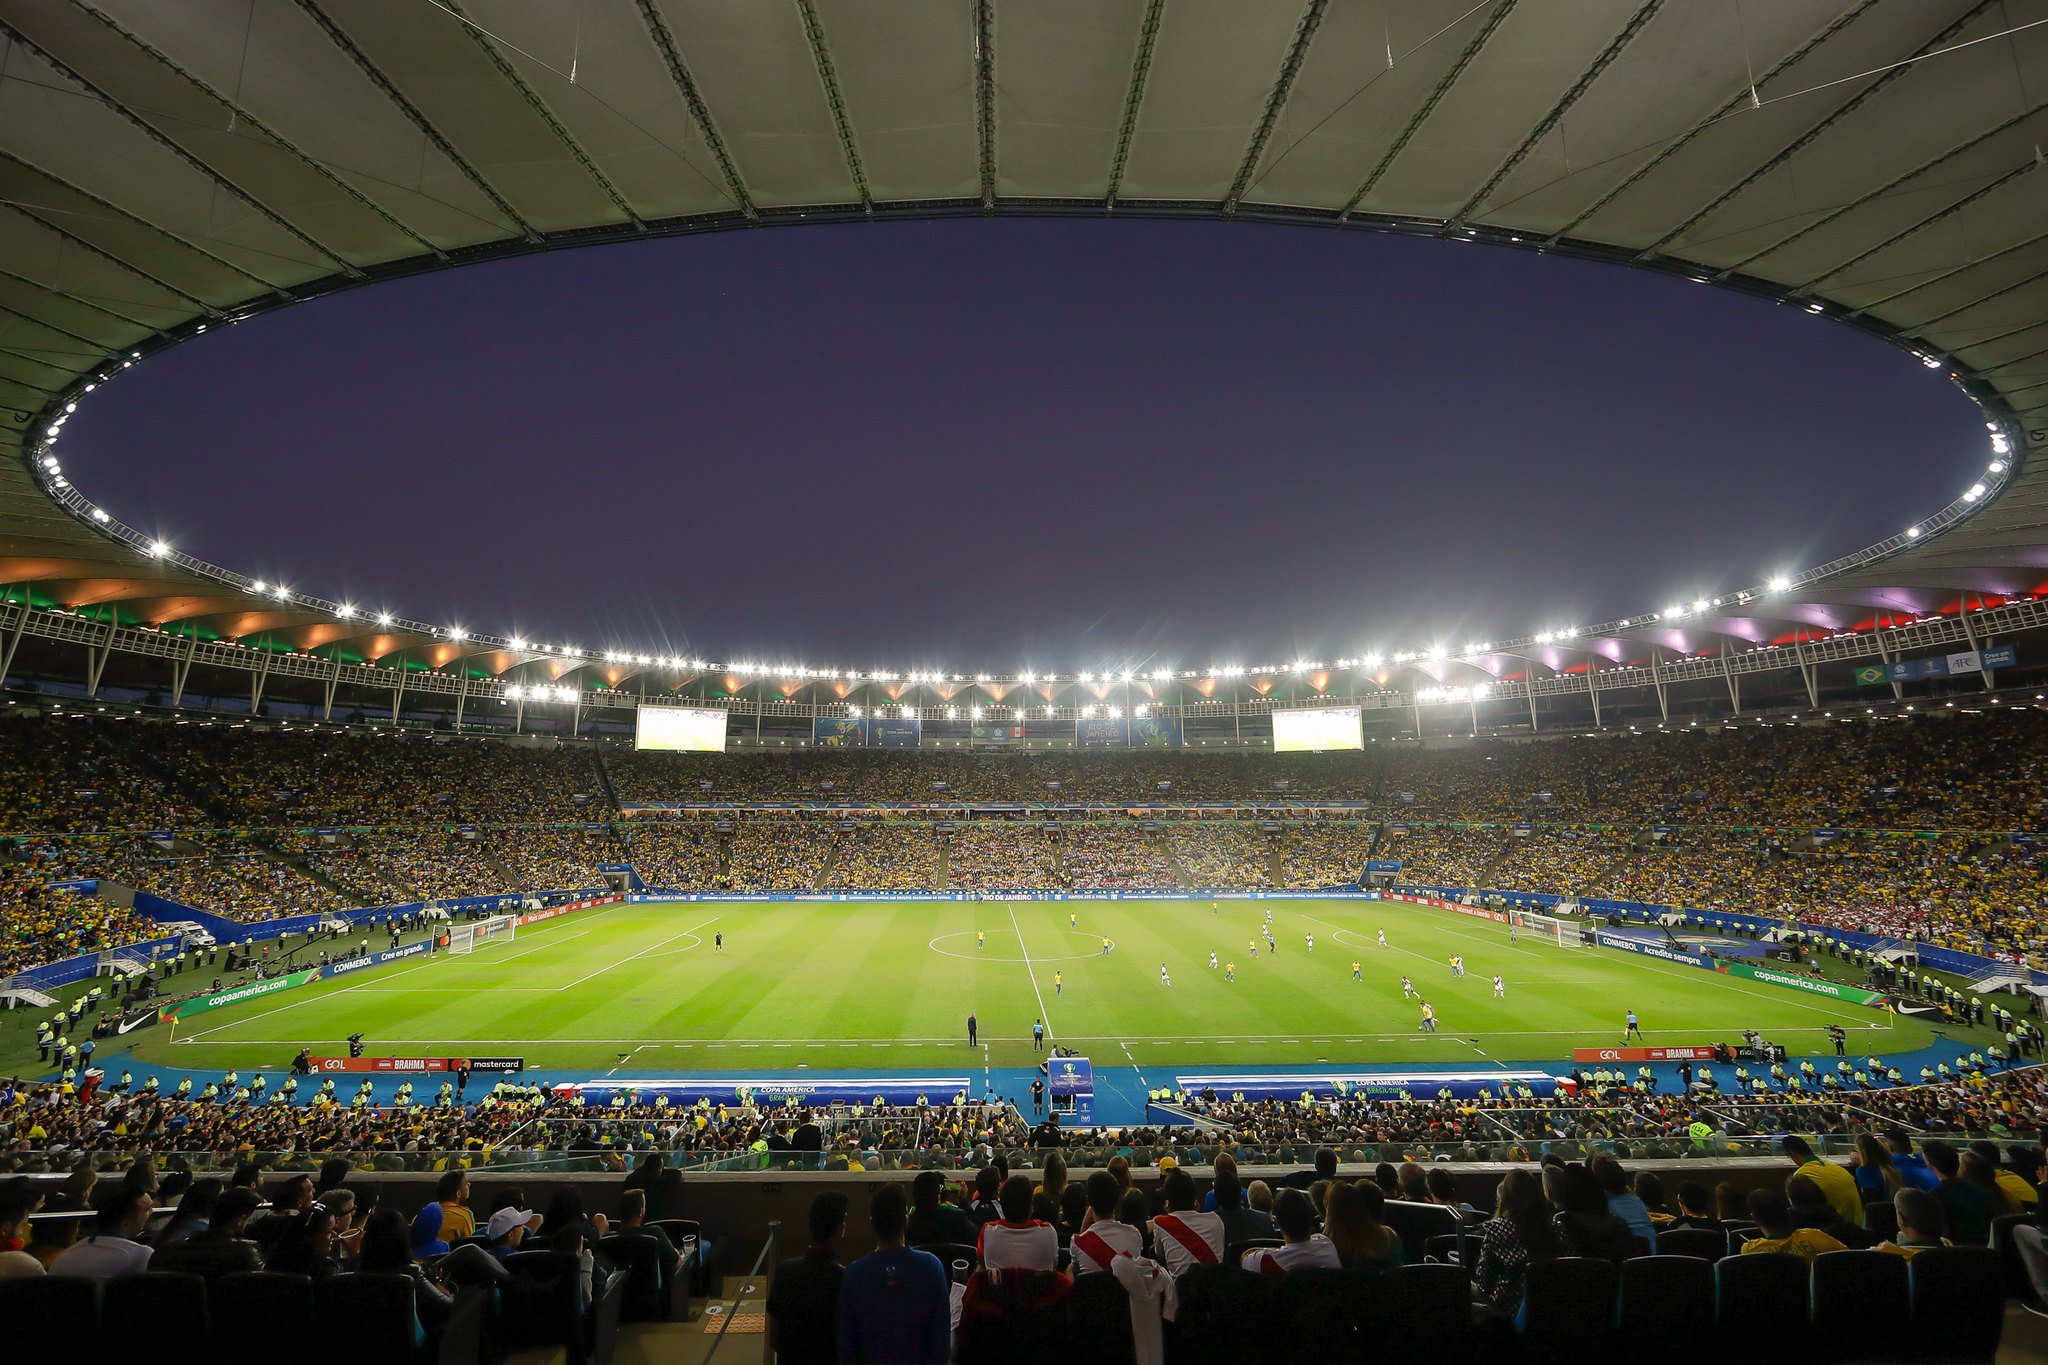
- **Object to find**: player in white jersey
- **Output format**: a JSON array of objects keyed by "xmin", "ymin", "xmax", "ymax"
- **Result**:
[
  {"xmin": 1493, "ymin": 974, "xmax": 1506, "ymax": 998},
  {"xmin": 1160, "ymin": 963, "xmax": 1171, "ymax": 986},
  {"xmin": 1305, "ymin": 933, "xmax": 1313, "ymax": 953},
  {"xmin": 1208, "ymin": 951, "xmax": 1219, "ymax": 969},
  {"xmin": 1377, "ymin": 929, "xmax": 1389, "ymax": 948},
  {"xmin": 1400, "ymin": 975, "xmax": 1414, "ymax": 999}
]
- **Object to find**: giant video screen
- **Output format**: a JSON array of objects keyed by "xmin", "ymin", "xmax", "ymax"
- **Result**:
[
  {"xmin": 635, "ymin": 705, "xmax": 729, "ymax": 752},
  {"xmin": 1272, "ymin": 706, "xmax": 1362, "ymax": 753}
]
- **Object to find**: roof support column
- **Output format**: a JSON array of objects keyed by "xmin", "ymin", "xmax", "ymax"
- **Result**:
[
  {"xmin": 0, "ymin": 596, "xmax": 31, "ymax": 688},
  {"xmin": 86, "ymin": 618, "xmax": 116, "ymax": 698},
  {"xmin": 391, "ymin": 667, "xmax": 408, "ymax": 722},
  {"xmin": 170, "ymin": 633, "xmax": 197, "ymax": 708},
  {"xmin": 570, "ymin": 690, "xmax": 581, "ymax": 737},
  {"xmin": 454, "ymin": 672, "xmax": 470, "ymax": 731},
  {"xmin": 1720, "ymin": 652, "xmax": 1740, "ymax": 715},
  {"xmin": 1411, "ymin": 692, "xmax": 1423, "ymax": 742},
  {"xmin": 1468, "ymin": 693, "xmax": 1480, "ymax": 736},
  {"xmin": 322, "ymin": 657, "xmax": 342, "ymax": 721},
  {"xmin": 1648, "ymin": 647, "xmax": 1669, "ymax": 722},
  {"xmin": 1525, "ymin": 680, "xmax": 1538, "ymax": 734},
  {"xmin": 1956, "ymin": 596, "xmax": 1995, "ymax": 690},
  {"xmin": 1584, "ymin": 669, "xmax": 1602, "ymax": 729},
  {"xmin": 513, "ymin": 696, "xmax": 526, "ymax": 735},
  {"xmin": 1792, "ymin": 638, "xmax": 1820, "ymax": 708},
  {"xmin": 250, "ymin": 645, "xmax": 274, "ymax": 714},
  {"xmin": 1869, "ymin": 630, "xmax": 1905, "ymax": 701}
]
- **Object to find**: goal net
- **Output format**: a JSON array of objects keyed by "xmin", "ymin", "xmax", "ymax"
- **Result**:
[
  {"xmin": 447, "ymin": 915, "xmax": 516, "ymax": 954},
  {"xmin": 1509, "ymin": 909, "xmax": 1590, "ymax": 948}
]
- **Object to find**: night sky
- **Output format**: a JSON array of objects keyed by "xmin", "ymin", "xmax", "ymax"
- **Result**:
[{"xmin": 67, "ymin": 218, "xmax": 1980, "ymax": 673}]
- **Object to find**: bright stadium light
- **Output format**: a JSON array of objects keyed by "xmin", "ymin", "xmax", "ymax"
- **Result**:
[
  {"xmin": 1152, "ymin": 668, "xmax": 1172, "ymax": 680},
  {"xmin": 1134, "ymin": 704, "xmax": 1148, "ymax": 717},
  {"xmin": 1079, "ymin": 671, "xmax": 1094, "ymax": 682},
  {"xmin": 1021, "ymin": 670, "xmax": 1035, "ymax": 683},
  {"xmin": 272, "ymin": 584, "xmax": 290, "ymax": 600},
  {"xmin": 1663, "ymin": 604, "xmax": 1685, "ymax": 620},
  {"xmin": 338, "ymin": 604, "xmax": 356, "ymax": 619},
  {"xmin": 945, "ymin": 707, "xmax": 957, "ymax": 719},
  {"xmin": 376, "ymin": 612, "xmax": 393, "ymax": 626},
  {"xmin": 1964, "ymin": 483, "xmax": 1986, "ymax": 501},
  {"xmin": 1692, "ymin": 598, "xmax": 1710, "ymax": 615},
  {"xmin": 971, "ymin": 706, "xmax": 984, "ymax": 719},
  {"xmin": 1013, "ymin": 707, "xmax": 1025, "ymax": 720},
  {"xmin": 1768, "ymin": 576, "xmax": 1791, "ymax": 593},
  {"xmin": 1990, "ymin": 461, "xmax": 2006, "ymax": 474},
  {"xmin": 849, "ymin": 706, "xmax": 862, "ymax": 717},
  {"xmin": 1362, "ymin": 653, "xmax": 1382, "ymax": 669},
  {"xmin": 90, "ymin": 508, "xmax": 108, "ymax": 523},
  {"xmin": 449, "ymin": 628, "xmax": 467, "ymax": 642},
  {"xmin": 508, "ymin": 638, "xmax": 525, "ymax": 650},
  {"xmin": 251, "ymin": 580, "xmax": 267, "ymax": 594}
]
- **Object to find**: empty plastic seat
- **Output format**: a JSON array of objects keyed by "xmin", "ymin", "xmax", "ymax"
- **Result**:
[
  {"xmin": 1518, "ymin": 1256, "xmax": 1619, "ymax": 1341},
  {"xmin": 918, "ymin": 1240, "xmax": 981, "ymax": 1286},
  {"xmin": 210, "ymin": 1271, "xmax": 313, "ymax": 1342},
  {"xmin": 1906, "ymin": 1246, "xmax": 2005, "ymax": 1364},
  {"xmin": 598, "ymin": 1233, "xmax": 669, "ymax": 1321},
  {"xmin": 314, "ymin": 1273, "xmax": 426, "ymax": 1364},
  {"xmin": 498, "ymin": 1250, "xmax": 585, "ymax": 1360},
  {"xmin": 1991, "ymin": 1213, "xmax": 2035, "ymax": 1300},
  {"xmin": 1657, "ymin": 1226, "xmax": 1729, "ymax": 1261},
  {"xmin": 1811, "ymin": 1249, "xmax": 1909, "ymax": 1361},
  {"xmin": 1715, "ymin": 1252, "xmax": 1811, "ymax": 1340},
  {"xmin": 1169, "ymin": 1264, "xmax": 1276, "ymax": 1365},
  {"xmin": 957, "ymin": 1267, "xmax": 1073, "ymax": 1364},
  {"xmin": 1376, "ymin": 1262, "xmax": 1471, "ymax": 1358},
  {"xmin": 1273, "ymin": 1267, "xmax": 1372, "ymax": 1363},
  {"xmin": 1069, "ymin": 1271, "xmax": 1138, "ymax": 1365},
  {"xmin": 1863, "ymin": 1202, "xmax": 1900, "ymax": 1243},
  {"xmin": 107, "ymin": 1272, "xmax": 207, "ymax": 1351},
  {"xmin": 1619, "ymin": 1255, "xmax": 1715, "ymax": 1362},
  {"xmin": 1382, "ymin": 1199, "xmax": 1465, "ymax": 1264},
  {"xmin": 0, "ymin": 1275, "xmax": 98, "ymax": 1353}
]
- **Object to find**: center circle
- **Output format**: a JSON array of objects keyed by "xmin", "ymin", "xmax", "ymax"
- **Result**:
[{"xmin": 927, "ymin": 929, "xmax": 1116, "ymax": 964}]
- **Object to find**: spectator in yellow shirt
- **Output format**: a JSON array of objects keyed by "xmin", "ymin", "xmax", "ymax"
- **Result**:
[
  {"xmin": 1783, "ymin": 1134, "xmax": 1862, "ymax": 1226},
  {"xmin": 1740, "ymin": 1189, "xmax": 1846, "ymax": 1261}
]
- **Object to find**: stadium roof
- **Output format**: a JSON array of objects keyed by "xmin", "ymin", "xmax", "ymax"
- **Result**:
[{"xmin": 2, "ymin": 0, "xmax": 2046, "ymax": 693}]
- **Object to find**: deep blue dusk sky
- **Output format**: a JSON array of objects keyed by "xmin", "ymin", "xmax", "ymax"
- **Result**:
[{"xmin": 66, "ymin": 217, "xmax": 1980, "ymax": 672}]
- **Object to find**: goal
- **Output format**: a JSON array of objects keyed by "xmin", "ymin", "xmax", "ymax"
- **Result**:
[
  {"xmin": 1509, "ymin": 909, "xmax": 1590, "ymax": 948},
  {"xmin": 447, "ymin": 915, "xmax": 516, "ymax": 954}
]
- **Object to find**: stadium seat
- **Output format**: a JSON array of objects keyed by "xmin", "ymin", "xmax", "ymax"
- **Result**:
[
  {"xmin": 497, "ymin": 1250, "xmax": 587, "ymax": 1362},
  {"xmin": 1811, "ymin": 1249, "xmax": 1910, "ymax": 1362},
  {"xmin": 0, "ymin": 1275, "xmax": 99, "ymax": 1352},
  {"xmin": 1618, "ymin": 1255, "xmax": 1715, "ymax": 1362},
  {"xmin": 647, "ymin": 1218, "xmax": 709, "ymax": 1293},
  {"xmin": 1991, "ymin": 1213, "xmax": 2036, "ymax": 1300},
  {"xmin": 211, "ymin": 1271, "xmax": 313, "ymax": 1340},
  {"xmin": 1225, "ymin": 1237, "xmax": 1282, "ymax": 1266},
  {"xmin": 957, "ymin": 1267, "xmax": 1073, "ymax": 1364},
  {"xmin": 1421, "ymin": 1232, "xmax": 1463, "ymax": 1263},
  {"xmin": 1374, "ymin": 1262, "xmax": 1471, "ymax": 1358},
  {"xmin": 106, "ymin": 1271, "xmax": 208, "ymax": 1350},
  {"xmin": 1272, "ymin": 1267, "xmax": 1372, "ymax": 1362},
  {"xmin": 314, "ymin": 1273, "xmax": 428, "ymax": 1364},
  {"xmin": 1656, "ymin": 1226, "xmax": 1728, "ymax": 1261},
  {"xmin": 437, "ymin": 1287, "xmax": 489, "ymax": 1365},
  {"xmin": 1517, "ymin": 1257, "xmax": 1619, "ymax": 1352},
  {"xmin": 587, "ymin": 1268, "xmax": 628, "ymax": 1365},
  {"xmin": 1905, "ymin": 1247, "xmax": 2005, "ymax": 1364},
  {"xmin": 1864, "ymin": 1201, "xmax": 1900, "ymax": 1242},
  {"xmin": 1381, "ymin": 1199, "xmax": 1465, "ymax": 1263},
  {"xmin": 919, "ymin": 1240, "xmax": 981, "ymax": 1285},
  {"xmin": 598, "ymin": 1232, "xmax": 669, "ymax": 1321},
  {"xmin": 1714, "ymin": 1252, "xmax": 1810, "ymax": 1341},
  {"xmin": 1169, "ymin": 1264, "xmax": 1277, "ymax": 1365},
  {"xmin": 1069, "ymin": 1271, "xmax": 1139, "ymax": 1365}
]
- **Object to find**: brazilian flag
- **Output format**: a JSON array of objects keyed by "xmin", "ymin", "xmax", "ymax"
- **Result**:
[{"xmin": 1853, "ymin": 664, "xmax": 1890, "ymax": 686}]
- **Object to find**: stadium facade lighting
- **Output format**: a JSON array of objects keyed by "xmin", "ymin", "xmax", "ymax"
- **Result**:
[
  {"xmin": 970, "ymin": 706, "xmax": 983, "ymax": 719},
  {"xmin": 252, "ymin": 580, "xmax": 267, "ymax": 593},
  {"xmin": 1906, "ymin": 526, "xmax": 1922, "ymax": 538},
  {"xmin": 338, "ymin": 604, "xmax": 356, "ymax": 619},
  {"xmin": 1152, "ymin": 668, "xmax": 1172, "ymax": 680},
  {"xmin": 90, "ymin": 508, "xmax": 108, "ymax": 522},
  {"xmin": 1990, "ymin": 461, "xmax": 2006, "ymax": 474},
  {"xmin": 1768, "ymin": 575, "xmax": 1791, "ymax": 593},
  {"xmin": 272, "ymin": 584, "xmax": 289, "ymax": 599},
  {"xmin": 848, "ymin": 705, "xmax": 862, "ymax": 717},
  {"xmin": 449, "ymin": 627, "xmax": 467, "ymax": 641},
  {"xmin": 1134, "ymin": 704, "xmax": 1148, "ymax": 717},
  {"xmin": 376, "ymin": 613, "xmax": 393, "ymax": 626},
  {"xmin": 1692, "ymin": 598, "xmax": 1710, "ymax": 614}
]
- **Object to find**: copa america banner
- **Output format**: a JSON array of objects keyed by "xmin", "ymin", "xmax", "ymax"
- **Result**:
[
  {"xmin": 1857, "ymin": 644, "xmax": 2016, "ymax": 685},
  {"xmin": 812, "ymin": 718, "xmax": 922, "ymax": 747}
]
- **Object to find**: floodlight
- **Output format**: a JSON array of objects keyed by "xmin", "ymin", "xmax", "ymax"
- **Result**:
[{"xmin": 1768, "ymin": 576, "xmax": 1790, "ymax": 593}]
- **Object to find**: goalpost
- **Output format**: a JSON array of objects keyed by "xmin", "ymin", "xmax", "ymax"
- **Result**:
[
  {"xmin": 1509, "ymin": 909, "xmax": 1590, "ymax": 949},
  {"xmin": 447, "ymin": 915, "xmax": 517, "ymax": 954}
]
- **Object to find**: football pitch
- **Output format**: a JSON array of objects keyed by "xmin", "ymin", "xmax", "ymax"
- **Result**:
[{"xmin": 136, "ymin": 898, "xmax": 1934, "ymax": 1074}]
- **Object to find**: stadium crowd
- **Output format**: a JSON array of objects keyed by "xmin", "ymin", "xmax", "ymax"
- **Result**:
[{"xmin": 3, "ymin": 710, "xmax": 2047, "ymax": 977}]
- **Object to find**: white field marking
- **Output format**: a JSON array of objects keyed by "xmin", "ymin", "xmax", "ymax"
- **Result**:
[
  {"xmin": 635, "ymin": 934, "xmax": 704, "ymax": 961},
  {"xmin": 174, "ymin": 954, "xmax": 445, "ymax": 1042},
  {"xmin": 605, "ymin": 1043, "xmax": 659, "ymax": 1076},
  {"xmin": 1007, "ymin": 906, "xmax": 1053, "ymax": 1042},
  {"xmin": 480, "ymin": 930, "xmax": 593, "ymax": 966},
  {"xmin": 556, "ymin": 916, "xmax": 718, "ymax": 991},
  {"xmin": 928, "ymin": 929, "xmax": 1110, "ymax": 964}
]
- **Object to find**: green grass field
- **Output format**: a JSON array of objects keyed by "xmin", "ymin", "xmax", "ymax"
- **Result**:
[{"xmin": 128, "ymin": 898, "xmax": 1934, "ymax": 1074}]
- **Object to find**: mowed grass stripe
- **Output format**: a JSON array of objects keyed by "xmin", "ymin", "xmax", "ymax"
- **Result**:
[{"xmin": 140, "ymin": 898, "xmax": 1930, "ymax": 1073}]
